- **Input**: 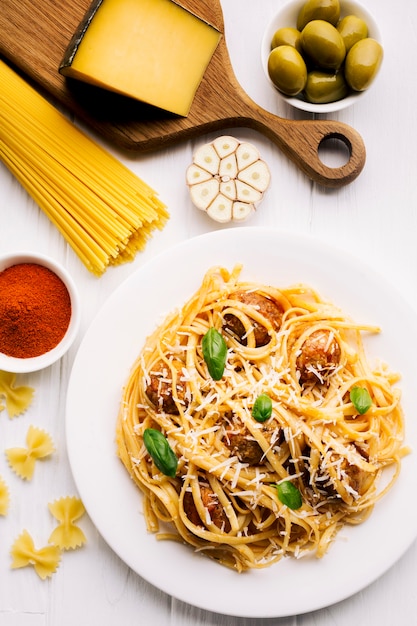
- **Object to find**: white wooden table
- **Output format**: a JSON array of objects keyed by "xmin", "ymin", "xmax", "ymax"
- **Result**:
[{"xmin": 1, "ymin": 1, "xmax": 417, "ymax": 624}]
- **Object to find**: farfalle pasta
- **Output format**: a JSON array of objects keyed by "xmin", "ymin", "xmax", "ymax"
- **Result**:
[
  {"xmin": 0, "ymin": 475, "xmax": 10, "ymax": 515},
  {"xmin": 48, "ymin": 497, "xmax": 86, "ymax": 550},
  {"xmin": 5, "ymin": 425, "xmax": 55, "ymax": 480},
  {"xmin": 0, "ymin": 371, "xmax": 35, "ymax": 418},
  {"xmin": 10, "ymin": 530, "xmax": 61, "ymax": 579}
]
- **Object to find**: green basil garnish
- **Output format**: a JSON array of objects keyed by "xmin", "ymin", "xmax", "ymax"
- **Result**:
[
  {"xmin": 350, "ymin": 386, "xmax": 372, "ymax": 415},
  {"xmin": 143, "ymin": 428, "xmax": 178, "ymax": 477},
  {"xmin": 276, "ymin": 481, "xmax": 302, "ymax": 510},
  {"xmin": 202, "ymin": 327, "xmax": 227, "ymax": 380},
  {"xmin": 252, "ymin": 393, "xmax": 273, "ymax": 422}
]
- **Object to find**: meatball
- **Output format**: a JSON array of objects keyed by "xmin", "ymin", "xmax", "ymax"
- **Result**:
[
  {"xmin": 341, "ymin": 461, "xmax": 374, "ymax": 499},
  {"xmin": 183, "ymin": 481, "xmax": 230, "ymax": 530},
  {"xmin": 145, "ymin": 359, "xmax": 188, "ymax": 414},
  {"xmin": 305, "ymin": 446, "xmax": 373, "ymax": 504},
  {"xmin": 296, "ymin": 329, "xmax": 341, "ymax": 385},
  {"xmin": 223, "ymin": 291, "xmax": 283, "ymax": 347},
  {"xmin": 225, "ymin": 432, "xmax": 265, "ymax": 465}
]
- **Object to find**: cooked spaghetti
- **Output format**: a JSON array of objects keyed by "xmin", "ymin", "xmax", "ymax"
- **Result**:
[
  {"xmin": 0, "ymin": 60, "xmax": 168, "ymax": 276},
  {"xmin": 116, "ymin": 265, "xmax": 407, "ymax": 571}
]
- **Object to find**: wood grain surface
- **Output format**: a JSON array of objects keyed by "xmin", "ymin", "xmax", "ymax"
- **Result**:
[{"xmin": 0, "ymin": 0, "xmax": 366, "ymax": 187}]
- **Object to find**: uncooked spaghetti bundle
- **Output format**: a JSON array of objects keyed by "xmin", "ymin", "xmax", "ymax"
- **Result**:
[{"xmin": 0, "ymin": 60, "xmax": 169, "ymax": 276}]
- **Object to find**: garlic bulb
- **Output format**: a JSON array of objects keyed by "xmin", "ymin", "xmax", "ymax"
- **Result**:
[{"xmin": 186, "ymin": 136, "xmax": 271, "ymax": 223}]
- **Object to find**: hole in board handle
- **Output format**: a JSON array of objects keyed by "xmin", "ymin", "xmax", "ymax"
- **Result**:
[{"xmin": 318, "ymin": 134, "xmax": 352, "ymax": 169}]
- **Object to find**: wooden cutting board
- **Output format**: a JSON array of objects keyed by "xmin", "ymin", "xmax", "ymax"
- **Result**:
[{"xmin": 0, "ymin": 0, "xmax": 366, "ymax": 187}]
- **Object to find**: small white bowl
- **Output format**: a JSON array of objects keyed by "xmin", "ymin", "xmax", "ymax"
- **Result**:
[
  {"xmin": 261, "ymin": 0, "xmax": 382, "ymax": 113},
  {"xmin": 0, "ymin": 252, "xmax": 81, "ymax": 373}
]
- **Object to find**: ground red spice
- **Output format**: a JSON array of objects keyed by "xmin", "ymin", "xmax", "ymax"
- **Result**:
[{"xmin": 0, "ymin": 262, "xmax": 72, "ymax": 359}]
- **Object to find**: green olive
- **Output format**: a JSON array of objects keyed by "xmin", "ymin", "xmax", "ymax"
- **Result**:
[
  {"xmin": 337, "ymin": 15, "xmax": 368, "ymax": 53},
  {"xmin": 301, "ymin": 20, "xmax": 346, "ymax": 70},
  {"xmin": 304, "ymin": 71, "xmax": 348, "ymax": 103},
  {"xmin": 267, "ymin": 45, "xmax": 307, "ymax": 96},
  {"xmin": 271, "ymin": 27, "xmax": 302, "ymax": 53},
  {"xmin": 297, "ymin": 0, "xmax": 340, "ymax": 31},
  {"xmin": 345, "ymin": 38, "xmax": 383, "ymax": 91}
]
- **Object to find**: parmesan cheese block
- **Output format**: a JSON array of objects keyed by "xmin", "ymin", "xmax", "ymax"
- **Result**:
[{"xmin": 60, "ymin": 0, "xmax": 221, "ymax": 117}]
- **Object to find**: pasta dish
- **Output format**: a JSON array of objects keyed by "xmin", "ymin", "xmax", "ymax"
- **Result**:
[{"xmin": 116, "ymin": 265, "xmax": 407, "ymax": 571}]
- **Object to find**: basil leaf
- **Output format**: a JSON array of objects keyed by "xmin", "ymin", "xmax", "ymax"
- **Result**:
[
  {"xmin": 202, "ymin": 327, "xmax": 227, "ymax": 380},
  {"xmin": 143, "ymin": 428, "xmax": 178, "ymax": 477},
  {"xmin": 276, "ymin": 481, "xmax": 302, "ymax": 510},
  {"xmin": 350, "ymin": 386, "xmax": 372, "ymax": 415},
  {"xmin": 252, "ymin": 393, "xmax": 272, "ymax": 422}
]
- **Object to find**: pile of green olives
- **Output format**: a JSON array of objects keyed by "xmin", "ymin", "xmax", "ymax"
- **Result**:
[{"xmin": 267, "ymin": 0, "xmax": 383, "ymax": 104}]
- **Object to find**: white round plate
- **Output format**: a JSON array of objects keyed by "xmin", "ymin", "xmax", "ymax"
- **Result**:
[{"xmin": 66, "ymin": 228, "xmax": 417, "ymax": 618}]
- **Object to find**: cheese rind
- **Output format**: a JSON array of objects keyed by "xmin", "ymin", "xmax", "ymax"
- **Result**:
[{"xmin": 60, "ymin": 0, "xmax": 221, "ymax": 117}]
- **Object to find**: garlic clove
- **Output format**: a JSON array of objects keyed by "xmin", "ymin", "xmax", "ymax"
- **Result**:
[
  {"xmin": 212, "ymin": 135, "xmax": 239, "ymax": 158},
  {"xmin": 236, "ymin": 142, "xmax": 260, "ymax": 170},
  {"xmin": 193, "ymin": 143, "xmax": 220, "ymax": 175},
  {"xmin": 189, "ymin": 179, "xmax": 220, "ymax": 210},
  {"xmin": 232, "ymin": 202, "xmax": 254, "ymax": 222},
  {"xmin": 235, "ymin": 180, "xmax": 263, "ymax": 204},
  {"xmin": 207, "ymin": 194, "xmax": 233, "ymax": 223},
  {"xmin": 220, "ymin": 179, "xmax": 237, "ymax": 201},
  {"xmin": 186, "ymin": 164, "xmax": 213, "ymax": 186},
  {"xmin": 219, "ymin": 153, "xmax": 238, "ymax": 180},
  {"xmin": 238, "ymin": 160, "xmax": 271, "ymax": 192}
]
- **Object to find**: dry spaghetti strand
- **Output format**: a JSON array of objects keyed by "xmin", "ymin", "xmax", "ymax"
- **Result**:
[{"xmin": 0, "ymin": 60, "xmax": 169, "ymax": 276}]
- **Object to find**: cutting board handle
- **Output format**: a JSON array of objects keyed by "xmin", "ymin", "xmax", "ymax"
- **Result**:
[{"xmin": 246, "ymin": 107, "xmax": 366, "ymax": 188}]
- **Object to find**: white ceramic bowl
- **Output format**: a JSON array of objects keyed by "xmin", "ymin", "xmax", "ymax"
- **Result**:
[
  {"xmin": 261, "ymin": 0, "xmax": 382, "ymax": 113},
  {"xmin": 0, "ymin": 252, "xmax": 81, "ymax": 373}
]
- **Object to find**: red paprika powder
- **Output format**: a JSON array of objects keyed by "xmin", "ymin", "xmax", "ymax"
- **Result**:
[{"xmin": 0, "ymin": 263, "xmax": 72, "ymax": 358}]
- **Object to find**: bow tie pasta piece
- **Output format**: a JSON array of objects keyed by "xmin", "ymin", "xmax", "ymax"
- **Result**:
[
  {"xmin": 10, "ymin": 530, "xmax": 61, "ymax": 579},
  {"xmin": 0, "ymin": 371, "xmax": 35, "ymax": 418},
  {"xmin": 0, "ymin": 475, "xmax": 10, "ymax": 515},
  {"xmin": 48, "ymin": 496, "xmax": 86, "ymax": 550},
  {"xmin": 186, "ymin": 136, "xmax": 271, "ymax": 223},
  {"xmin": 5, "ymin": 425, "xmax": 55, "ymax": 480}
]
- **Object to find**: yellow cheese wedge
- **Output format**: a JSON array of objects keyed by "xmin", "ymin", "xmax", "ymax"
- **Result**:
[{"xmin": 60, "ymin": 0, "xmax": 221, "ymax": 117}]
